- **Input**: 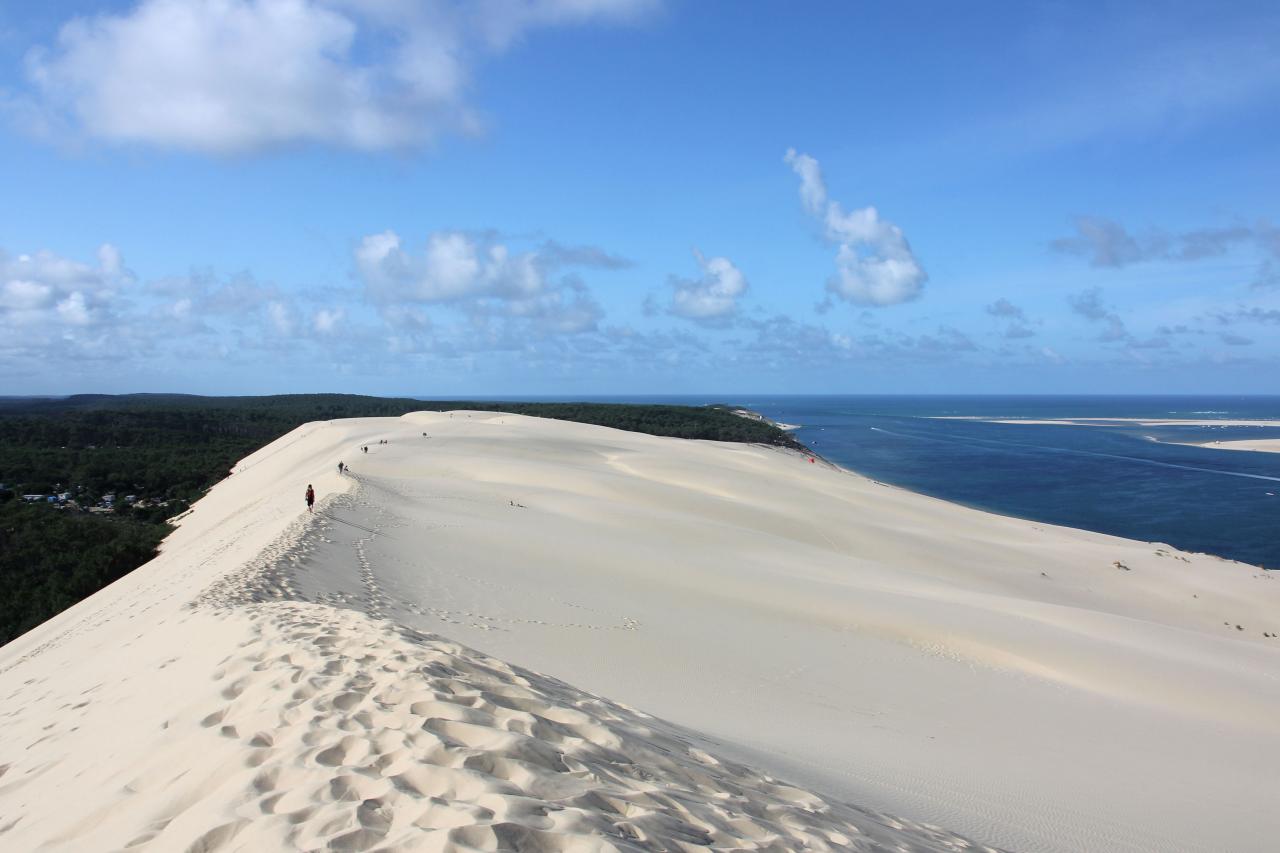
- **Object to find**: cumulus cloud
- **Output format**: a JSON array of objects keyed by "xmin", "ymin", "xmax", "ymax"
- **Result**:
[
  {"xmin": 266, "ymin": 300, "xmax": 294, "ymax": 336},
  {"xmin": 666, "ymin": 249, "xmax": 747, "ymax": 324},
  {"xmin": 313, "ymin": 307, "xmax": 344, "ymax": 334},
  {"xmin": 0, "ymin": 243, "xmax": 148, "ymax": 368},
  {"xmin": 784, "ymin": 148, "xmax": 926, "ymax": 307},
  {"xmin": 18, "ymin": 0, "xmax": 657, "ymax": 154},
  {"xmin": 354, "ymin": 229, "xmax": 610, "ymax": 336},
  {"xmin": 0, "ymin": 244, "xmax": 129, "ymax": 329}
]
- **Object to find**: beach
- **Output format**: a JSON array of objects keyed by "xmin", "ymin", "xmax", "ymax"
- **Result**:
[
  {"xmin": 931, "ymin": 417, "xmax": 1280, "ymax": 427},
  {"xmin": 2, "ymin": 412, "xmax": 1278, "ymax": 852},
  {"xmin": 1183, "ymin": 438, "xmax": 1280, "ymax": 453},
  {"xmin": 927, "ymin": 413, "xmax": 1280, "ymax": 455}
]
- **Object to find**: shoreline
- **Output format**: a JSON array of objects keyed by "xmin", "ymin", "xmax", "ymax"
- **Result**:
[
  {"xmin": 1155, "ymin": 437, "xmax": 1280, "ymax": 454},
  {"xmin": 725, "ymin": 405, "xmax": 803, "ymax": 432},
  {"xmin": 931, "ymin": 415, "xmax": 1280, "ymax": 427},
  {"xmin": 3, "ymin": 411, "xmax": 1279, "ymax": 851}
]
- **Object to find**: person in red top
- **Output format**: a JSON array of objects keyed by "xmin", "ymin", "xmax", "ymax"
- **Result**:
[{"xmin": 305, "ymin": 484, "xmax": 315, "ymax": 513}]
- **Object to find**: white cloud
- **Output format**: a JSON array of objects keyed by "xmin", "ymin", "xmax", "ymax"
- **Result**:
[
  {"xmin": 0, "ymin": 279, "xmax": 54, "ymax": 311},
  {"xmin": 355, "ymin": 229, "xmax": 609, "ymax": 335},
  {"xmin": 0, "ymin": 244, "xmax": 144, "ymax": 367},
  {"xmin": 667, "ymin": 249, "xmax": 747, "ymax": 324},
  {"xmin": 313, "ymin": 307, "xmax": 344, "ymax": 334},
  {"xmin": 19, "ymin": 0, "xmax": 658, "ymax": 154},
  {"xmin": 784, "ymin": 149, "xmax": 826, "ymax": 217},
  {"xmin": 266, "ymin": 301, "xmax": 294, "ymax": 336},
  {"xmin": 0, "ymin": 244, "xmax": 127, "ymax": 328},
  {"xmin": 784, "ymin": 148, "xmax": 926, "ymax": 307},
  {"xmin": 56, "ymin": 291, "xmax": 92, "ymax": 326}
]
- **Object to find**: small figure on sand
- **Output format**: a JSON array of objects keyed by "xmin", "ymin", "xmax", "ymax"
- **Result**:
[
  {"xmin": 338, "ymin": 461, "xmax": 345, "ymax": 475},
  {"xmin": 305, "ymin": 484, "xmax": 315, "ymax": 513}
]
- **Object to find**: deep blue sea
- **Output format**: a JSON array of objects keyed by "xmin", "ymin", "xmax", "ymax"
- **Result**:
[{"xmin": 437, "ymin": 395, "xmax": 1280, "ymax": 569}]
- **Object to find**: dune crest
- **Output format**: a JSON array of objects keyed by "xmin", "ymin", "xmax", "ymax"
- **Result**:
[{"xmin": 0, "ymin": 416, "xmax": 997, "ymax": 852}]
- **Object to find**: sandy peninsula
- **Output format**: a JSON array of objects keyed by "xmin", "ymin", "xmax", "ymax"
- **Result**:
[
  {"xmin": 2, "ymin": 412, "xmax": 1279, "ymax": 852},
  {"xmin": 1183, "ymin": 438, "xmax": 1280, "ymax": 454},
  {"xmin": 932, "ymin": 416, "xmax": 1280, "ymax": 427},
  {"xmin": 932, "ymin": 416, "xmax": 1280, "ymax": 454}
]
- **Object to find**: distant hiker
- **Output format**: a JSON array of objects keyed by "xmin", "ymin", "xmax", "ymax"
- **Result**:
[
  {"xmin": 338, "ymin": 461, "xmax": 345, "ymax": 474},
  {"xmin": 305, "ymin": 484, "xmax": 315, "ymax": 512}
]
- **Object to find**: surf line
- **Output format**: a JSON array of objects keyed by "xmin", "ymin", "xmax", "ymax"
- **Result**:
[{"xmin": 868, "ymin": 426, "xmax": 1280, "ymax": 484}]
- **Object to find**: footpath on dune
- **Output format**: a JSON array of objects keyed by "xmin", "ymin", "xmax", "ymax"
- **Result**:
[{"xmin": 0, "ymin": 413, "xmax": 999, "ymax": 852}]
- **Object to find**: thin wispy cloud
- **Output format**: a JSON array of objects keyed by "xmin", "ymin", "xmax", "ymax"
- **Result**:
[
  {"xmin": 985, "ymin": 299, "xmax": 1037, "ymax": 340},
  {"xmin": 1051, "ymin": 216, "xmax": 1267, "ymax": 268},
  {"xmin": 966, "ymin": 14, "xmax": 1280, "ymax": 154}
]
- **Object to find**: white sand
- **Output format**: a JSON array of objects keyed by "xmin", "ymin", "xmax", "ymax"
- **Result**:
[
  {"xmin": 933, "ymin": 416, "xmax": 1280, "ymax": 455},
  {"xmin": 3, "ymin": 412, "xmax": 1279, "ymax": 852},
  {"xmin": 934, "ymin": 416, "xmax": 1280, "ymax": 427},
  {"xmin": 1181, "ymin": 438, "xmax": 1280, "ymax": 454}
]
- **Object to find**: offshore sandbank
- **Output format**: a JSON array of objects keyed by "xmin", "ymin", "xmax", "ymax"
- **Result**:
[
  {"xmin": 2, "ymin": 411, "xmax": 1278, "ymax": 852},
  {"xmin": 930, "ymin": 414, "xmax": 1280, "ymax": 454}
]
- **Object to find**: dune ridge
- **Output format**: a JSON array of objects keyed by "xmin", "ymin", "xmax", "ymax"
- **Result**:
[
  {"xmin": 2, "ymin": 410, "xmax": 1278, "ymax": 851},
  {"xmin": 0, "ymin": 415, "xmax": 996, "ymax": 852}
]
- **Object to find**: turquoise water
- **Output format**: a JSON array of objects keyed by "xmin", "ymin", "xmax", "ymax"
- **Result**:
[{"xmin": 460, "ymin": 395, "xmax": 1280, "ymax": 569}]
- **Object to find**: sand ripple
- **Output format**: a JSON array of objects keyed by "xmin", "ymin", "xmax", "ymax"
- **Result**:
[{"xmin": 165, "ymin": 599, "xmax": 994, "ymax": 851}]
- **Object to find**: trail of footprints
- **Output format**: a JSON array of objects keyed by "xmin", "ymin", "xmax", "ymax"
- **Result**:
[
  {"xmin": 172, "ymin": 603, "xmax": 993, "ymax": 852},
  {"xmin": 202, "ymin": 484, "xmax": 641, "ymax": 635},
  {"xmin": 178, "ymin": 485, "xmax": 996, "ymax": 851}
]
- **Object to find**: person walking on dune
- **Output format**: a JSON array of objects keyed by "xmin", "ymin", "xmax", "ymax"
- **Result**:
[{"xmin": 305, "ymin": 484, "xmax": 315, "ymax": 513}]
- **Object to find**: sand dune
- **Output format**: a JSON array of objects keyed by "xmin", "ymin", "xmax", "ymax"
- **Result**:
[
  {"xmin": 0, "ymin": 415, "xmax": 995, "ymax": 852},
  {"xmin": 2, "ymin": 411, "xmax": 1278, "ymax": 852}
]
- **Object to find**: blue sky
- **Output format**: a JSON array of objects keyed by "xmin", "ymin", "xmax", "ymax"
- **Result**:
[{"xmin": 1, "ymin": 0, "xmax": 1278, "ymax": 396}]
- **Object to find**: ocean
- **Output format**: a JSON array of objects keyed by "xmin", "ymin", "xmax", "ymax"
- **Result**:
[{"xmin": 459, "ymin": 395, "xmax": 1280, "ymax": 569}]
